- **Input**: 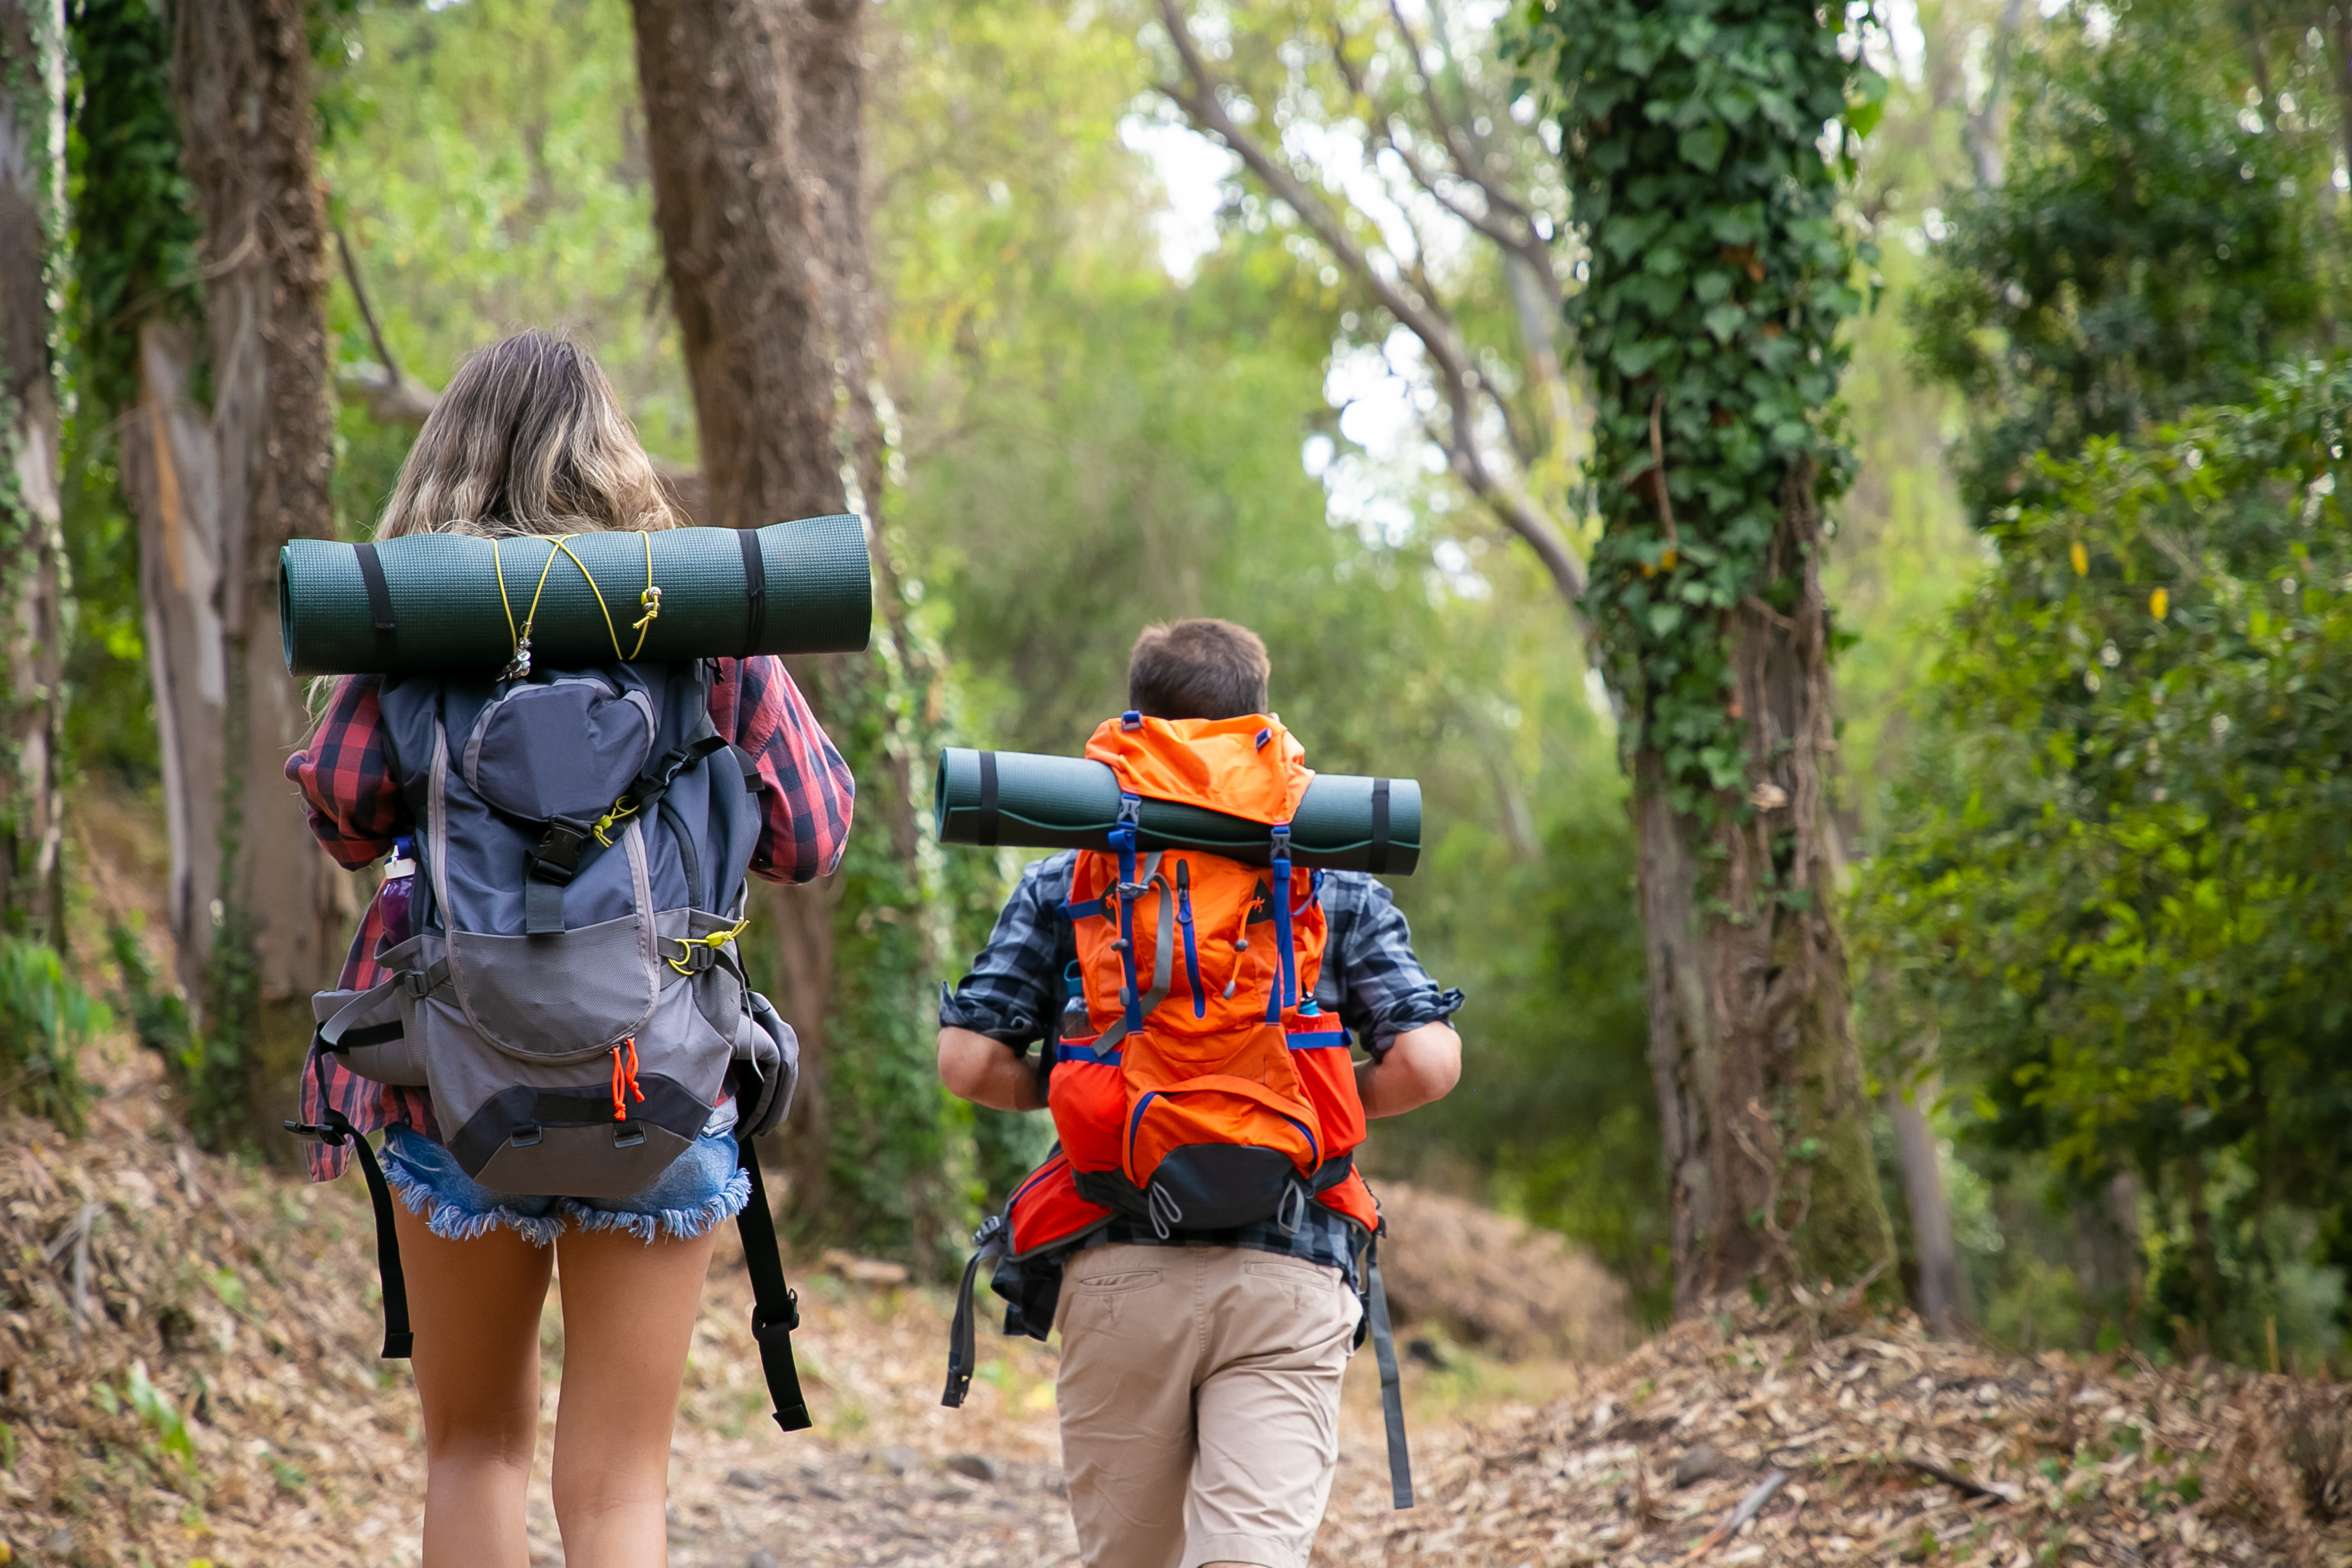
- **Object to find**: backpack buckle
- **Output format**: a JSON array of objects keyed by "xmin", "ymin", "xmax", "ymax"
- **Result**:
[
  {"xmin": 527, "ymin": 816, "xmax": 595, "ymax": 884},
  {"xmin": 753, "ymin": 1291, "xmax": 802, "ymax": 1340}
]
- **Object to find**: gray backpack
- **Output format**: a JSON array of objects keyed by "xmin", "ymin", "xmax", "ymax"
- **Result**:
[{"xmin": 296, "ymin": 658, "xmax": 813, "ymax": 1431}]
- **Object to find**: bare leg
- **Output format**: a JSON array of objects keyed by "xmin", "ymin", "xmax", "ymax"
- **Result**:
[
  {"xmin": 547, "ymin": 1223, "xmax": 719, "ymax": 1567},
  {"xmin": 393, "ymin": 1201, "xmax": 554, "ymax": 1568}
]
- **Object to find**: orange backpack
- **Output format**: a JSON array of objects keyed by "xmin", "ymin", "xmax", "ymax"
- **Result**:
[
  {"xmin": 1032, "ymin": 711, "xmax": 1377, "ymax": 1242},
  {"xmin": 942, "ymin": 710, "xmax": 1413, "ymax": 1507}
]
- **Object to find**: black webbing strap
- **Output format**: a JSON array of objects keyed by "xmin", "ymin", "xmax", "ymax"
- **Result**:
[
  {"xmin": 287, "ymin": 1064, "xmax": 413, "ymax": 1360},
  {"xmin": 738, "ymin": 529, "xmax": 769, "ymax": 657},
  {"xmin": 354, "ymin": 543, "xmax": 398, "ymax": 667},
  {"xmin": 735, "ymin": 1137, "xmax": 812, "ymax": 1432},
  {"xmin": 942, "ymin": 1215, "xmax": 1008, "ymax": 1407},
  {"xmin": 1364, "ymin": 1230, "xmax": 1414, "ymax": 1508},
  {"xmin": 349, "ymin": 1131, "xmax": 415, "ymax": 1358},
  {"xmin": 1367, "ymin": 778, "xmax": 1392, "ymax": 875},
  {"xmin": 975, "ymin": 750, "xmax": 1001, "ymax": 848}
]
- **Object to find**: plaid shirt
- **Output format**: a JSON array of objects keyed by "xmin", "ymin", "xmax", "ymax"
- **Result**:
[
  {"xmin": 941, "ymin": 851, "xmax": 1464, "ymax": 1284},
  {"xmin": 287, "ymin": 656, "xmax": 853, "ymax": 1181}
]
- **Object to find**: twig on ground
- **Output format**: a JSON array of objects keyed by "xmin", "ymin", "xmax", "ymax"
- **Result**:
[
  {"xmin": 1901, "ymin": 1454, "xmax": 2019, "ymax": 1503},
  {"xmin": 1679, "ymin": 1469, "xmax": 1790, "ymax": 1560}
]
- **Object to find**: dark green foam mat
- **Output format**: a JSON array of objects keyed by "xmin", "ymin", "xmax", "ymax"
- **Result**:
[
  {"xmin": 280, "ymin": 514, "xmax": 871, "ymax": 675},
  {"xmin": 934, "ymin": 747, "xmax": 1421, "ymax": 874}
]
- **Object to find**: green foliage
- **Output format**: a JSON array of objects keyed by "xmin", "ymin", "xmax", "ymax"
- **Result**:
[
  {"xmin": 57, "ymin": 402, "xmax": 158, "ymax": 786},
  {"xmin": 58, "ymin": 0, "xmax": 193, "ymax": 788},
  {"xmin": 1906, "ymin": 5, "xmax": 2344, "ymax": 521},
  {"xmin": 64, "ymin": 0, "xmax": 201, "ymax": 418},
  {"xmin": 1855, "ymin": 362, "xmax": 2352, "ymax": 1359},
  {"xmin": 0, "ymin": 937, "xmax": 107, "ymax": 1133},
  {"xmin": 107, "ymin": 917, "xmax": 247, "ymax": 1150},
  {"xmin": 1515, "ymin": 0, "xmax": 1877, "ymax": 813}
]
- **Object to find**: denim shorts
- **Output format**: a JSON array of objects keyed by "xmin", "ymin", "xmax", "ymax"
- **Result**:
[{"xmin": 381, "ymin": 1124, "xmax": 752, "ymax": 1246}]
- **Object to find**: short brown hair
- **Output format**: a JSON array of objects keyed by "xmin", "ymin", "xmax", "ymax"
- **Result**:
[{"xmin": 1127, "ymin": 619, "xmax": 1271, "ymax": 721}]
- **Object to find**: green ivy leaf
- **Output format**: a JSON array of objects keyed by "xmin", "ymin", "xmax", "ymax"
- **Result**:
[{"xmin": 1677, "ymin": 121, "xmax": 1728, "ymax": 173}]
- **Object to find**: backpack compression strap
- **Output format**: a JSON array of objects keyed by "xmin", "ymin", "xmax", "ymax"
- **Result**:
[
  {"xmin": 734, "ymin": 1136, "xmax": 813, "ymax": 1432},
  {"xmin": 1362, "ymin": 1224, "xmax": 1415, "ymax": 1509}
]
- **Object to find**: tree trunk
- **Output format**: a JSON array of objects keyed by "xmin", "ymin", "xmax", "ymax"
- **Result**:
[
  {"xmin": 1638, "ymin": 464, "xmax": 1894, "ymax": 1316},
  {"xmin": 1887, "ymin": 1061, "xmax": 1969, "ymax": 1335},
  {"xmin": 631, "ymin": 0, "xmax": 941, "ymax": 1246},
  {"xmin": 0, "ymin": 0, "xmax": 67, "ymax": 947},
  {"xmin": 149, "ymin": 0, "xmax": 343, "ymax": 1143}
]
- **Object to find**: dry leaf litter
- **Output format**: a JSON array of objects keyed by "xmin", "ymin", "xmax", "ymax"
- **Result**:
[{"xmin": 1314, "ymin": 1293, "xmax": 2352, "ymax": 1567}]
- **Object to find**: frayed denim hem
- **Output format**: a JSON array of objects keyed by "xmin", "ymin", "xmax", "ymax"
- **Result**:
[
  {"xmin": 556, "ymin": 1167, "xmax": 750, "ymax": 1244},
  {"xmin": 382, "ymin": 1150, "xmax": 570, "ymax": 1248}
]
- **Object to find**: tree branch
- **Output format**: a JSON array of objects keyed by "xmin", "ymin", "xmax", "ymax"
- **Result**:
[
  {"xmin": 332, "ymin": 224, "xmax": 439, "ymax": 425},
  {"xmin": 1155, "ymin": 0, "xmax": 1586, "ymax": 609},
  {"xmin": 1385, "ymin": 0, "xmax": 1543, "ymax": 241},
  {"xmin": 1331, "ymin": 18, "xmax": 1557, "ymax": 291}
]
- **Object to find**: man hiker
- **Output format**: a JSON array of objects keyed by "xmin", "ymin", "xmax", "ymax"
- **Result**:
[{"xmin": 936, "ymin": 617, "xmax": 1464, "ymax": 1568}]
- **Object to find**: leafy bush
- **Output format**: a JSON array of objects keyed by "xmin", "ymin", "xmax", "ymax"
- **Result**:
[
  {"xmin": 1855, "ymin": 362, "xmax": 2352, "ymax": 1360},
  {"xmin": 0, "ymin": 937, "xmax": 108, "ymax": 1133}
]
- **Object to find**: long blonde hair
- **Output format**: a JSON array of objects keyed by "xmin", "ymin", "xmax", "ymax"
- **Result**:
[{"xmin": 377, "ymin": 330, "xmax": 675, "ymax": 540}]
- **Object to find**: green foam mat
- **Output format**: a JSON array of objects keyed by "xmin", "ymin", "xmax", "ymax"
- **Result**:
[
  {"xmin": 280, "ymin": 514, "xmax": 871, "ymax": 675},
  {"xmin": 934, "ymin": 747, "xmax": 1421, "ymax": 874}
]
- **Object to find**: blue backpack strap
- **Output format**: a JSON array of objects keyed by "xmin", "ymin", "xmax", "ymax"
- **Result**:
[
  {"xmin": 1176, "ymin": 860, "xmax": 1205, "ymax": 1018},
  {"xmin": 1267, "ymin": 823, "xmax": 1295, "ymax": 1022},
  {"xmin": 1111, "ymin": 794, "xmax": 1144, "ymax": 1033}
]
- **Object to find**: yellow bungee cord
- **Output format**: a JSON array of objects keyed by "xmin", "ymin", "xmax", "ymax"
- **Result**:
[
  {"xmin": 668, "ymin": 913, "xmax": 753, "ymax": 976},
  {"xmin": 494, "ymin": 531, "xmax": 663, "ymax": 680}
]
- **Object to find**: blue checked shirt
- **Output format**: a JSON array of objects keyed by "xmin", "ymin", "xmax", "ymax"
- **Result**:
[{"xmin": 940, "ymin": 851, "xmax": 1464, "ymax": 1285}]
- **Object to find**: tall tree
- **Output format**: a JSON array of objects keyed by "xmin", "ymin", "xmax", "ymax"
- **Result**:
[
  {"xmin": 629, "ymin": 0, "xmax": 956, "ymax": 1259},
  {"xmin": 69, "ymin": 0, "xmax": 339, "ymax": 1141},
  {"xmin": 1, "ymin": 0, "xmax": 67, "ymax": 946},
  {"xmin": 1521, "ymin": 0, "xmax": 1896, "ymax": 1311}
]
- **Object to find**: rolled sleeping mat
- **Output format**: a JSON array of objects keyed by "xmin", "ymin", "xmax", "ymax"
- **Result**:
[
  {"xmin": 280, "ymin": 514, "xmax": 872, "ymax": 675},
  {"xmin": 934, "ymin": 747, "xmax": 1421, "ymax": 874}
]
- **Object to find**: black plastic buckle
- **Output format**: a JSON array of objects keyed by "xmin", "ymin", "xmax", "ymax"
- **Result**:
[
  {"xmin": 972, "ymin": 1212, "xmax": 1006, "ymax": 1248},
  {"xmin": 673, "ymin": 942, "xmax": 719, "ymax": 975},
  {"xmin": 753, "ymin": 1292, "xmax": 802, "ymax": 1340},
  {"xmin": 528, "ymin": 816, "xmax": 595, "ymax": 884},
  {"xmin": 284, "ymin": 1120, "xmax": 349, "ymax": 1147}
]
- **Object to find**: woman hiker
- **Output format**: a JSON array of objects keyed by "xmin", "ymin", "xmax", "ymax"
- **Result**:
[{"xmin": 287, "ymin": 330, "xmax": 855, "ymax": 1567}]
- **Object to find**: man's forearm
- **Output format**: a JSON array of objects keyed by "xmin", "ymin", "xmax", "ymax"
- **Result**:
[{"xmin": 937, "ymin": 1025, "xmax": 1045, "ymax": 1112}]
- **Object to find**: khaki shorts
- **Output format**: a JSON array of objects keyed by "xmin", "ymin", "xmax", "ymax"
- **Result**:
[{"xmin": 1055, "ymin": 1242, "xmax": 1363, "ymax": 1568}]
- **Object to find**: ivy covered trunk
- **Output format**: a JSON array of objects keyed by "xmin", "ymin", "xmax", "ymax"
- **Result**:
[
  {"xmin": 153, "ymin": 0, "xmax": 342, "ymax": 1144},
  {"xmin": 631, "ymin": 0, "xmax": 959, "ymax": 1262},
  {"xmin": 1526, "ymin": 0, "xmax": 1895, "ymax": 1313},
  {"xmin": 1, "ymin": 0, "xmax": 67, "ymax": 946}
]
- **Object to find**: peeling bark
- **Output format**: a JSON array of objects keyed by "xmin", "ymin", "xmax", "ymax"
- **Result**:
[{"xmin": 1, "ymin": 0, "xmax": 66, "ymax": 943}]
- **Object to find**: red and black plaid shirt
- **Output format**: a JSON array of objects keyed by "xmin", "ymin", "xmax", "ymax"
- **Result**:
[{"xmin": 286, "ymin": 657, "xmax": 854, "ymax": 1180}]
